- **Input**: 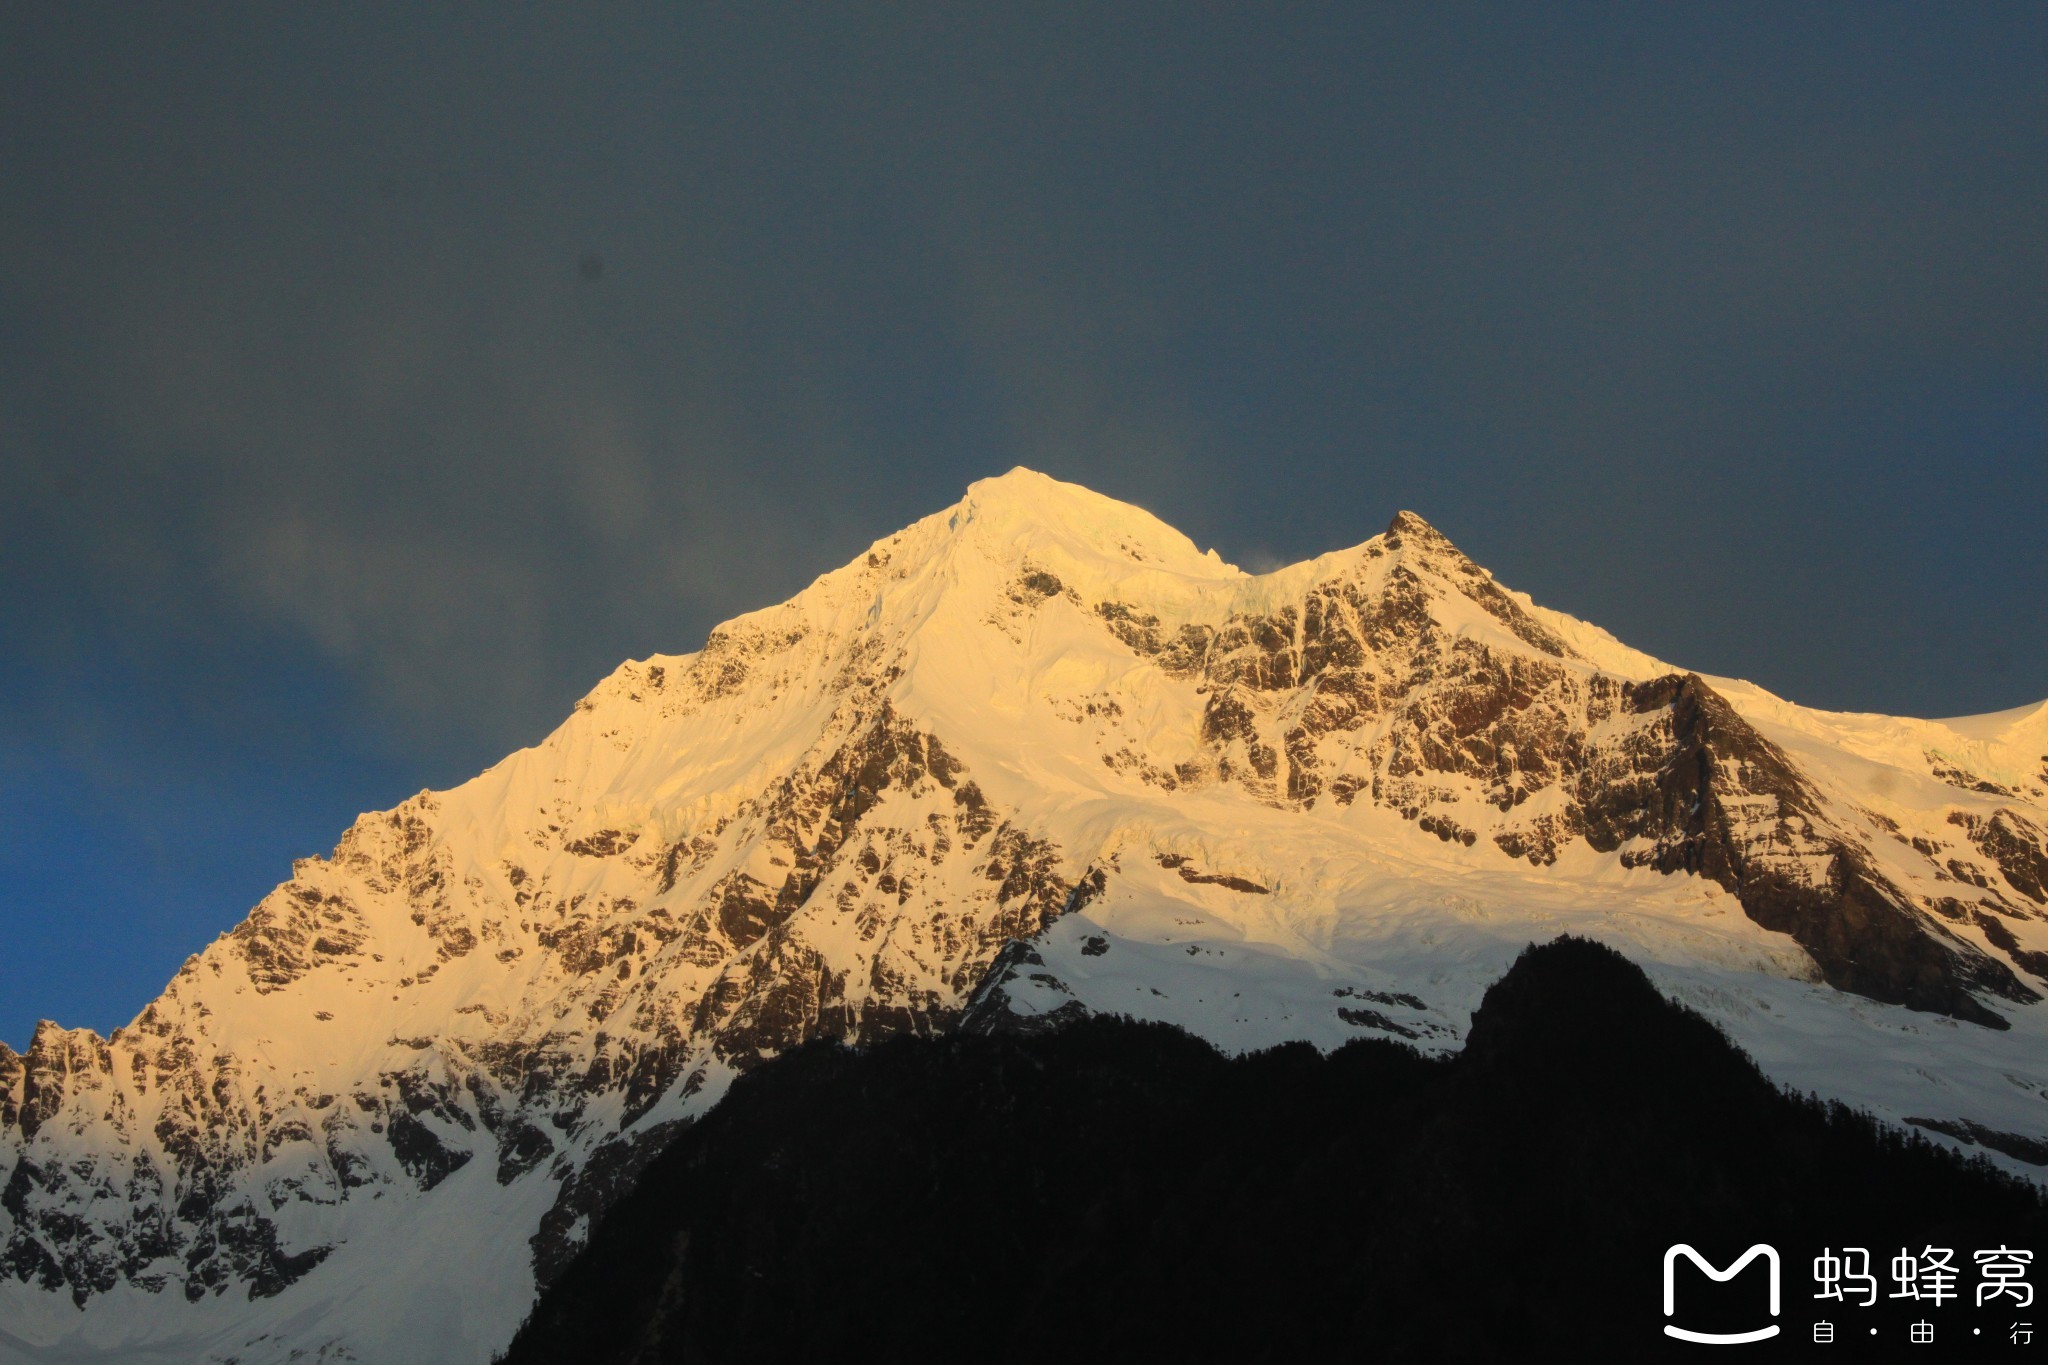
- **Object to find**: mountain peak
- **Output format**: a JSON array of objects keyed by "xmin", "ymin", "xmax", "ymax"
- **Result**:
[
  {"xmin": 949, "ymin": 467, "xmax": 1236, "ymax": 580},
  {"xmin": 958, "ymin": 467, "xmax": 1163, "ymax": 531},
  {"xmin": 963, "ymin": 465, "xmax": 1064, "ymax": 498},
  {"xmin": 11, "ymin": 470, "xmax": 2048, "ymax": 1365}
]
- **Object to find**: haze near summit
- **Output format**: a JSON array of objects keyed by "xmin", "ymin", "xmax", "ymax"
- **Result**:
[{"xmin": 1, "ymin": 5, "xmax": 2044, "ymax": 1043}]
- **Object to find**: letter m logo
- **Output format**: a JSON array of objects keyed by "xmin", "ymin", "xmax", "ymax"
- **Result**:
[{"xmin": 1662, "ymin": 1243, "xmax": 1781, "ymax": 1344}]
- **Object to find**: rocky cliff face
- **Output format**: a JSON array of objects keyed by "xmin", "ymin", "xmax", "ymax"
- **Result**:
[{"xmin": 4, "ymin": 469, "xmax": 2046, "ymax": 1364}]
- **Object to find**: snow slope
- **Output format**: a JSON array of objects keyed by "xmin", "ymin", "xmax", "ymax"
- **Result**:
[{"xmin": 4, "ymin": 469, "xmax": 2046, "ymax": 1363}]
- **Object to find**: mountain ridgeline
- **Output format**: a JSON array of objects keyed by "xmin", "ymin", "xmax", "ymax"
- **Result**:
[{"xmin": 3, "ymin": 470, "xmax": 2045, "ymax": 1363}]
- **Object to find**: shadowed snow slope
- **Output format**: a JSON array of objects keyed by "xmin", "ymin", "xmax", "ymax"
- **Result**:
[{"xmin": 4, "ymin": 468, "xmax": 2046, "ymax": 1363}]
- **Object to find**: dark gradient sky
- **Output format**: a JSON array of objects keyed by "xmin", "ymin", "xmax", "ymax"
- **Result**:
[{"xmin": 3, "ymin": 4, "xmax": 2045, "ymax": 1045}]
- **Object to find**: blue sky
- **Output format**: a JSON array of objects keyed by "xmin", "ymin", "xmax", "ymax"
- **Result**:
[{"xmin": 3, "ymin": 3, "xmax": 2045, "ymax": 1045}]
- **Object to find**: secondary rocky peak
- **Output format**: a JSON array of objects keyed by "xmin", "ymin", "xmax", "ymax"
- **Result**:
[
  {"xmin": 1384, "ymin": 508, "xmax": 1442, "ymax": 539},
  {"xmin": 1379, "ymin": 509, "xmax": 1478, "ymax": 569}
]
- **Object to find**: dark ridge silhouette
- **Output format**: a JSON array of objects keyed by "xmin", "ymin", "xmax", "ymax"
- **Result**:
[{"xmin": 499, "ymin": 938, "xmax": 2046, "ymax": 1363}]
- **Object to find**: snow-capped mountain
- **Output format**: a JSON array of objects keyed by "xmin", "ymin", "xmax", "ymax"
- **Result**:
[{"xmin": 5, "ymin": 468, "xmax": 2046, "ymax": 1363}]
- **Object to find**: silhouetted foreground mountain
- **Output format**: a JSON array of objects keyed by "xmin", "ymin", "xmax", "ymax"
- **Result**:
[{"xmin": 500, "ymin": 938, "xmax": 2045, "ymax": 1363}]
